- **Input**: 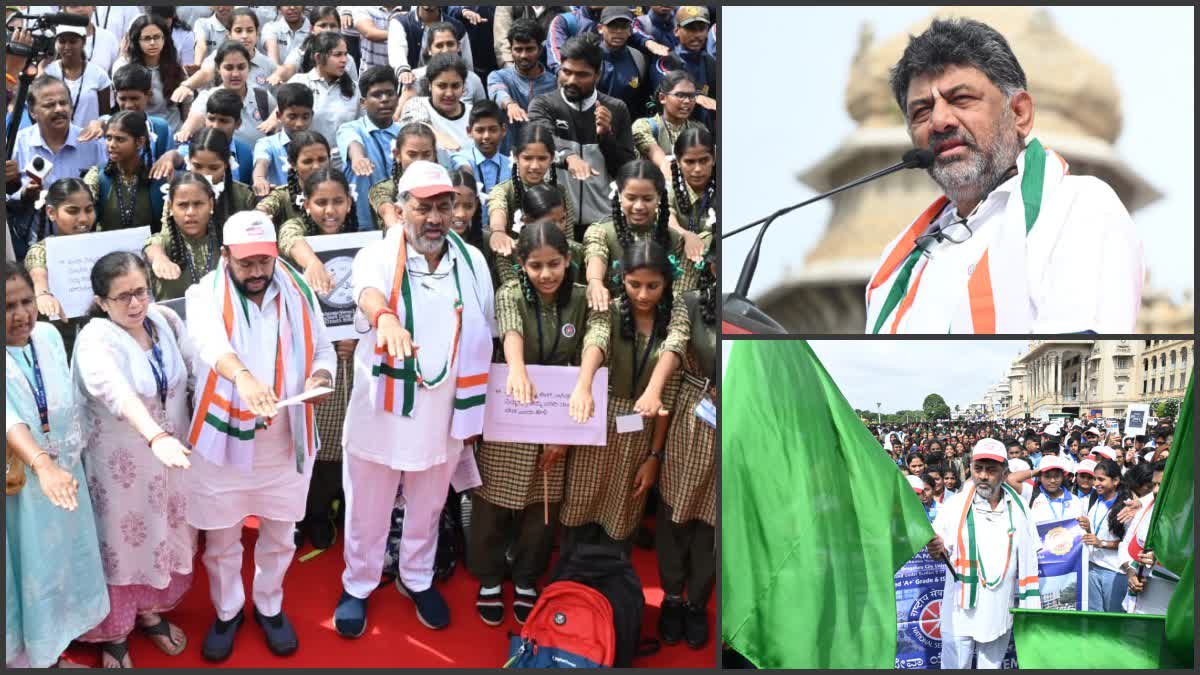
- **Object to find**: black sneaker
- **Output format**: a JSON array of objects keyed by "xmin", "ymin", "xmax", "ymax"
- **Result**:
[
  {"xmin": 395, "ymin": 578, "xmax": 450, "ymax": 630},
  {"xmin": 684, "ymin": 602, "xmax": 708, "ymax": 649},
  {"xmin": 253, "ymin": 607, "xmax": 299, "ymax": 656},
  {"xmin": 201, "ymin": 609, "xmax": 244, "ymax": 662},
  {"xmin": 476, "ymin": 586, "xmax": 504, "ymax": 626},
  {"xmin": 658, "ymin": 597, "xmax": 685, "ymax": 645},
  {"xmin": 513, "ymin": 586, "xmax": 538, "ymax": 625},
  {"xmin": 334, "ymin": 591, "xmax": 368, "ymax": 638},
  {"xmin": 309, "ymin": 517, "xmax": 336, "ymax": 550},
  {"xmin": 294, "ymin": 524, "xmax": 305, "ymax": 548}
]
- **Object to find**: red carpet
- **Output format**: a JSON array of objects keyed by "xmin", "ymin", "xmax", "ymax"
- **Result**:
[{"xmin": 65, "ymin": 521, "xmax": 714, "ymax": 668}]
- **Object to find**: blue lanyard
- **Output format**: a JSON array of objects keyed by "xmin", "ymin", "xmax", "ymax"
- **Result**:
[
  {"xmin": 1044, "ymin": 492, "xmax": 1070, "ymax": 521},
  {"xmin": 145, "ymin": 319, "xmax": 168, "ymax": 408},
  {"xmin": 1090, "ymin": 495, "xmax": 1115, "ymax": 533},
  {"xmin": 26, "ymin": 342, "xmax": 50, "ymax": 435}
]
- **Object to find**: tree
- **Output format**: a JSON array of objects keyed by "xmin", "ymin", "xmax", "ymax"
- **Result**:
[
  {"xmin": 1154, "ymin": 399, "xmax": 1180, "ymax": 420},
  {"xmin": 923, "ymin": 393, "xmax": 951, "ymax": 421}
]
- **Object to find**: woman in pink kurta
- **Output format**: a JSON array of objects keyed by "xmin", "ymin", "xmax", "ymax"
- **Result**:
[{"xmin": 70, "ymin": 252, "xmax": 198, "ymax": 668}]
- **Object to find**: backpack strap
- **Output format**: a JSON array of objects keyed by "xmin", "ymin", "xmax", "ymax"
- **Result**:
[{"xmin": 702, "ymin": 54, "xmax": 715, "ymax": 96}]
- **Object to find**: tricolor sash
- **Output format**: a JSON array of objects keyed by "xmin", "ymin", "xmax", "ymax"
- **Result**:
[
  {"xmin": 368, "ymin": 228, "xmax": 492, "ymax": 439},
  {"xmin": 951, "ymin": 482, "xmax": 1043, "ymax": 610},
  {"xmin": 866, "ymin": 138, "xmax": 1070, "ymax": 334},
  {"xmin": 186, "ymin": 258, "xmax": 320, "ymax": 473}
]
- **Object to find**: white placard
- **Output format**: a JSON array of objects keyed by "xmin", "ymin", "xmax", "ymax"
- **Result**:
[
  {"xmin": 616, "ymin": 414, "xmax": 644, "ymax": 434},
  {"xmin": 45, "ymin": 227, "xmax": 151, "ymax": 318},
  {"xmin": 275, "ymin": 386, "xmax": 334, "ymax": 408},
  {"xmin": 1124, "ymin": 404, "xmax": 1151, "ymax": 437},
  {"xmin": 306, "ymin": 231, "xmax": 381, "ymax": 341},
  {"xmin": 482, "ymin": 364, "xmax": 608, "ymax": 446}
]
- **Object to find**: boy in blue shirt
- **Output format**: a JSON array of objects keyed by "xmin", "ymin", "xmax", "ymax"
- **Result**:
[
  {"xmin": 252, "ymin": 83, "xmax": 315, "ymax": 196},
  {"xmin": 450, "ymin": 101, "xmax": 511, "ymax": 209},
  {"xmin": 111, "ymin": 64, "xmax": 177, "ymax": 172},
  {"xmin": 159, "ymin": 90, "xmax": 257, "ymax": 184},
  {"xmin": 338, "ymin": 66, "xmax": 402, "ymax": 230}
]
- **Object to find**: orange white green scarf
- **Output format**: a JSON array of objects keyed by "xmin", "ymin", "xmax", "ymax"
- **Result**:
[
  {"xmin": 187, "ymin": 258, "xmax": 319, "ymax": 473},
  {"xmin": 369, "ymin": 228, "xmax": 492, "ymax": 439},
  {"xmin": 951, "ymin": 482, "xmax": 1042, "ymax": 610}
]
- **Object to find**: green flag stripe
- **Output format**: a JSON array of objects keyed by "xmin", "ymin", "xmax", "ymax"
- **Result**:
[
  {"xmin": 454, "ymin": 394, "xmax": 486, "ymax": 410},
  {"xmin": 1020, "ymin": 138, "xmax": 1046, "ymax": 233},
  {"xmin": 204, "ymin": 412, "xmax": 257, "ymax": 441},
  {"xmin": 871, "ymin": 248, "xmax": 923, "ymax": 334}
]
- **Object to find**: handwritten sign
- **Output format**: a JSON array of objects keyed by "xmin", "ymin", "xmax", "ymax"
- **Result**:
[
  {"xmin": 45, "ymin": 227, "xmax": 151, "ymax": 318},
  {"xmin": 482, "ymin": 364, "xmax": 608, "ymax": 446},
  {"xmin": 306, "ymin": 231, "xmax": 379, "ymax": 341}
]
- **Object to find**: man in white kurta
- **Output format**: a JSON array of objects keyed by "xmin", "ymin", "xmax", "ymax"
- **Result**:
[
  {"xmin": 929, "ymin": 439, "xmax": 1042, "ymax": 669},
  {"xmin": 865, "ymin": 18, "xmax": 1142, "ymax": 334},
  {"xmin": 185, "ymin": 212, "xmax": 335, "ymax": 661},
  {"xmin": 334, "ymin": 161, "xmax": 496, "ymax": 636}
]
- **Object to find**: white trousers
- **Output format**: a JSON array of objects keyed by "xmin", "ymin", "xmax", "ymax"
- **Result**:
[
  {"xmin": 202, "ymin": 518, "xmax": 296, "ymax": 621},
  {"xmin": 941, "ymin": 629, "xmax": 1011, "ymax": 669},
  {"xmin": 341, "ymin": 451, "xmax": 456, "ymax": 599}
]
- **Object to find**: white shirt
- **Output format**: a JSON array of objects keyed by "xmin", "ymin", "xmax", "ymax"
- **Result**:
[
  {"xmin": 262, "ymin": 16, "xmax": 311, "ymax": 64},
  {"xmin": 410, "ymin": 66, "xmax": 488, "ymax": 105},
  {"xmin": 399, "ymin": 97, "xmax": 472, "ymax": 168},
  {"xmin": 194, "ymin": 16, "xmax": 229, "ymax": 57},
  {"xmin": 94, "ymin": 6, "xmax": 142, "ymax": 46},
  {"xmin": 44, "ymin": 61, "xmax": 112, "ymax": 127},
  {"xmin": 1028, "ymin": 488, "xmax": 1085, "ymax": 525},
  {"xmin": 869, "ymin": 173, "xmax": 1143, "ymax": 334},
  {"xmin": 285, "ymin": 43, "xmax": 362, "ymax": 82},
  {"xmin": 344, "ymin": 229, "xmax": 496, "ymax": 472},
  {"xmin": 192, "ymin": 85, "xmax": 278, "ymax": 148},
  {"xmin": 84, "ymin": 25, "xmax": 120, "ymax": 74},
  {"xmin": 287, "ymin": 70, "xmax": 362, "ymax": 170},
  {"xmin": 934, "ymin": 489, "xmax": 1024, "ymax": 643},
  {"xmin": 350, "ymin": 6, "xmax": 394, "ymax": 70},
  {"xmin": 111, "ymin": 56, "xmax": 183, "ymax": 129},
  {"xmin": 171, "ymin": 26, "xmax": 197, "ymax": 67}
]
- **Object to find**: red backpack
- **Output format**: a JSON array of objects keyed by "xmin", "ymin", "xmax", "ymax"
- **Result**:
[{"xmin": 506, "ymin": 581, "xmax": 615, "ymax": 668}]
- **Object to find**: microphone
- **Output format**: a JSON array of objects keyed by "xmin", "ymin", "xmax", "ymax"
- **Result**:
[{"xmin": 721, "ymin": 148, "xmax": 935, "ymax": 334}]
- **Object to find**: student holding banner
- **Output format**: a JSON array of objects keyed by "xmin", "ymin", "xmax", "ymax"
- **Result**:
[
  {"xmin": 469, "ymin": 222, "xmax": 598, "ymax": 627},
  {"xmin": 563, "ymin": 239, "xmax": 689, "ymax": 554},
  {"xmin": 335, "ymin": 161, "xmax": 495, "ymax": 636},
  {"xmin": 1079, "ymin": 458, "xmax": 1131, "ymax": 613},
  {"xmin": 1027, "ymin": 455, "xmax": 1085, "ymax": 525},
  {"xmin": 657, "ymin": 244, "xmax": 716, "ymax": 649},
  {"xmin": 144, "ymin": 172, "xmax": 221, "ymax": 302},
  {"xmin": 927, "ymin": 439, "xmax": 1042, "ymax": 670}
]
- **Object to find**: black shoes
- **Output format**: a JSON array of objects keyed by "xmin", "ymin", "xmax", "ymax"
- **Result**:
[
  {"xmin": 309, "ymin": 517, "xmax": 337, "ymax": 550},
  {"xmin": 395, "ymin": 578, "xmax": 450, "ymax": 630},
  {"xmin": 684, "ymin": 602, "xmax": 708, "ymax": 649},
  {"xmin": 513, "ymin": 586, "xmax": 539, "ymax": 625},
  {"xmin": 201, "ymin": 609, "xmax": 244, "ymax": 662},
  {"xmin": 658, "ymin": 597, "xmax": 685, "ymax": 645},
  {"xmin": 476, "ymin": 586, "xmax": 504, "ymax": 626},
  {"xmin": 253, "ymin": 607, "xmax": 299, "ymax": 656},
  {"xmin": 334, "ymin": 591, "xmax": 369, "ymax": 638}
]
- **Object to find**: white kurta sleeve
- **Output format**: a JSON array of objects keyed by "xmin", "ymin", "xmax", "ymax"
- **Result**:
[
  {"xmin": 1032, "ymin": 178, "xmax": 1144, "ymax": 334},
  {"xmin": 73, "ymin": 328, "xmax": 135, "ymax": 419},
  {"xmin": 388, "ymin": 19, "xmax": 410, "ymax": 70},
  {"xmin": 352, "ymin": 238, "xmax": 391, "ymax": 308},
  {"xmin": 185, "ymin": 280, "xmax": 236, "ymax": 369},
  {"xmin": 309, "ymin": 301, "xmax": 337, "ymax": 380}
]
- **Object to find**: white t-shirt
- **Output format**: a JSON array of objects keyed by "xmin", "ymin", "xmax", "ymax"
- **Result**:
[
  {"xmin": 262, "ymin": 17, "xmax": 311, "ymax": 64},
  {"xmin": 285, "ymin": 43, "xmax": 362, "ymax": 82},
  {"xmin": 192, "ymin": 86, "xmax": 278, "ymax": 147},
  {"xmin": 287, "ymin": 70, "xmax": 361, "ymax": 170},
  {"xmin": 399, "ymin": 96, "xmax": 472, "ymax": 169},
  {"xmin": 203, "ymin": 50, "xmax": 276, "ymax": 92},
  {"xmin": 194, "ymin": 16, "xmax": 229, "ymax": 57},
  {"xmin": 83, "ymin": 26, "xmax": 120, "ymax": 75},
  {"xmin": 1085, "ymin": 492, "xmax": 1123, "ymax": 571},
  {"xmin": 172, "ymin": 26, "xmax": 197, "ymax": 67},
  {"xmin": 44, "ymin": 61, "xmax": 112, "ymax": 127}
]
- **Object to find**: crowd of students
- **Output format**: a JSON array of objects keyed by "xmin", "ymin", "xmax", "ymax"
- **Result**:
[{"xmin": 4, "ymin": 5, "xmax": 717, "ymax": 668}]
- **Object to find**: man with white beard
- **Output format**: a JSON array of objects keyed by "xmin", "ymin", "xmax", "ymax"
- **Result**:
[
  {"xmin": 927, "ymin": 438, "xmax": 1042, "ymax": 669},
  {"xmin": 865, "ymin": 18, "xmax": 1143, "ymax": 334}
]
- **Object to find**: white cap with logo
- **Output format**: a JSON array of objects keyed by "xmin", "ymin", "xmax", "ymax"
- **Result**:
[
  {"xmin": 396, "ymin": 160, "xmax": 455, "ymax": 200},
  {"xmin": 223, "ymin": 211, "xmax": 279, "ymax": 259}
]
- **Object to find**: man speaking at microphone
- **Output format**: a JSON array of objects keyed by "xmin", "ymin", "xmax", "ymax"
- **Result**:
[{"xmin": 865, "ymin": 18, "xmax": 1143, "ymax": 334}]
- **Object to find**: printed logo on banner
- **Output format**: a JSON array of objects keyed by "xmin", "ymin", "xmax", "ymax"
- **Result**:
[
  {"xmin": 906, "ymin": 591, "xmax": 942, "ymax": 646},
  {"xmin": 1043, "ymin": 526, "xmax": 1074, "ymax": 556}
]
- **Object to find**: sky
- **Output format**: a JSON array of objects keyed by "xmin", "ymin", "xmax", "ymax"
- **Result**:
[
  {"xmin": 722, "ymin": 339, "xmax": 1028, "ymax": 411},
  {"xmin": 721, "ymin": 6, "xmax": 1195, "ymax": 301}
]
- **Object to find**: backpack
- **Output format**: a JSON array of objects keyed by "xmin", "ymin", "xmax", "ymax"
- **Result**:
[{"xmin": 505, "ymin": 543, "xmax": 656, "ymax": 668}]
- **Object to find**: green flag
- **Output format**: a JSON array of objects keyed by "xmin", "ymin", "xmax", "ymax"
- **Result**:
[
  {"xmin": 1011, "ymin": 609, "xmax": 1186, "ymax": 669},
  {"xmin": 1145, "ymin": 377, "xmax": 1193, "ymax": 666},
  {"xmin": 721, "ymin": 340, "xmax": 933, "ymax": 669}
]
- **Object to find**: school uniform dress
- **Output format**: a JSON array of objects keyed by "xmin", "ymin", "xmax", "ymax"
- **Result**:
[
  {"xmin": 559, "ymin": 297, "xmax": 689, "ymax": 545},
  {"xmin": 111, "ymin": 58, "xmax": 184, "ymax": 130},
  {"xmin": 337, "ymin": 116, "xmax": 402, "ymax": 230},
  {"xmin": 191, "ymin": 86, "xmax": 279, "ymax": 148},
  {"xmin": 484, "ymin": 178, "xmax": 582, "ymax": 286},
  {"xmin": 583, "ymin": 220, "xmax": 698, "ymax": 298},
  {"xmin": 1028, "ymin": 489, "xmax": 1085, "ymax": 525},
  {"xmin": 6, "ymin": 324, "xmax": 110, "ymax": 667},
  {"xmin": 259, "ymin": 185, "xmax": 304, "ymax": 229},
  {"xmin": 469, "ymin": 282, "xmax": 596, "ymax": 588},
  {"xmin": 632, "ymin": 114, "xmax": 705, "ymax": 163},
  {"xmin": 399, "ymin": 97, "xmax": 473, "ymax": 169},
  {"xmin": 146, "ymin": 230, "xmax": 219, "ymax": 302},
  {"xmin": 657, "ymin": 289, "xmax": 717, "ymax": 606},
  {"xmin": 71, "ymin": 307, "xmax": 198, "ymax": 643},
  {"xmin": 82, "ymin": 166, "xmax": 161, "ymax": 234},
  {"xmin": 253, "ymin": 130, "xmax": 292, "ymax": 187},
  {"xmin": 1085, "ymin": 493, "xmax": 1126, "ymax": 612},
  {"xmin": 667, "ymin": 175, "xmax": 716, "ymax": 235}
]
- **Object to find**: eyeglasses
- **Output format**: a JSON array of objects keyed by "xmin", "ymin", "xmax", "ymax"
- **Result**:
[
  {"xmin": 915, "ymin": 216, "xmax": 974, "ymax": 253},
  {"xmin": 106, "ymin": 287, "xmax": 151, "ymax": 306},
  {"xmin": 667, "ymin": 91, "xmax": 698, "ymax": 101},
  {"xmin": 139, "ymin": 34, "xmax": 165, "ymax": 44}
]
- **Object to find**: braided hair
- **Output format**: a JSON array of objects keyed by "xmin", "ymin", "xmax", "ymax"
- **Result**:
[
  {"xmin": 670, "ymin": 127, "xmax": 716, "ymax": 233},
  {"xmin": 298, "ymin": 7, "xmax": 343, "ymax": 73},
  {"xmin": 449, "ymin": 167, "xmax": 484, "ymax": 248},
  {"xmin": 391, "ymin": 123, "xmax": 438, "ymax": 186},
  {"xmin": 612, "ymin": 159, "xmax": 670, "ymax": 253},
  {"xmin": 514, "ymin": 221, "xmax": 573, "ymax": 311},
  {"xmin": 300, "ymin": 166, "xmax": 358, "ymax": 236},
  {"xmin": 285, "ymin": 130, "xmax": 332, "ymax": 208},
  {"xmin": 38, "ymin": 178, "xmax": 94, "ymax": 240},
  {"xmin": 188, "ymin": 127, "xmax": 237, "ymax": 226},
  {"xmin": 511, "ymin": 123, "xmax": 559, "ymax": 228},
  {"xmin": 102, "ymin": 111, "xmax": 152, "ymax": 230},
  {"xmin": 697, "ymin": 245, "xmax": 716, "ymax": 326},
  {"xmin": 616, "ymin": 239, "xmax": 674, "ymax": 342},
  {"xmin": 164, "ymin": 172, "xmax": 220, "ymax": 281}
]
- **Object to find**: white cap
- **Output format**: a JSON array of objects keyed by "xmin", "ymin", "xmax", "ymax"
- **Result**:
[
  {"xmin": 1085, "ymin": 426, "xmax": 1101, "ymax": 436},
  {"xmin": 1036, "ymin": 455, "xmax": 1070, "ymax": 475},
  {"xmin": 1075, "ymin": 458, "xmax": 1097, "ymax": 476},
  {"xmin": 1008, "ymin": 458, "xmax": 1031, "ymax": 473},
  {"xmin": 906, "ymin": 474, "xmax": 925, "ymax": 494},
  {"xmin": 223, "ymin": 211, "xmax": 278, "ymax": 259},
  {"xmin": 56, "ymin": 25, "xmax": 87, "ymax": 38},
  {"xmin": 972, "ymin": 438, "xmax": 1006, "ymax": 464},
  {"xmin": 1044, "ymin": 423, "xmax": 1062, "ymax": 436},
  {"xmin": 1092, "ymin": 446, "xmax": 1118, "ymax": 461},
  {"xmin": 395, "ymin": 160, "xmax": 455, "ymax": 200},
  {"xmin": 1143, "ymin": 451, "xmax": 1155, "ymax": 462}
]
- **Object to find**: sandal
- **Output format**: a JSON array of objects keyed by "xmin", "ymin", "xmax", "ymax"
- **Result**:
[
  {"xmin": 99, "ymin": 641, "xmax": 133, "ymax": 669},
  {"xmin": 140, "ymin": 616, "xmax": 188, "ymax": 656}
]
